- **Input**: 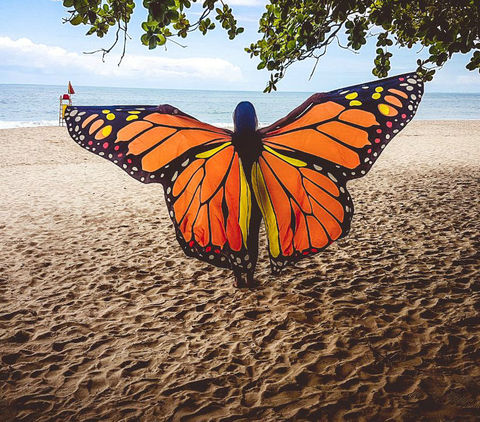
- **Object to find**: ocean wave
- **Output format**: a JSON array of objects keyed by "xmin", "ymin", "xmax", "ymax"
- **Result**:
[{"xmin": 0, "ymin": 120, "xmax": 59, "ymax": 129}]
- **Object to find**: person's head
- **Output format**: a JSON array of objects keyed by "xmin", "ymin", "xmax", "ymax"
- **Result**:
[{"xmin": 233, "ymin": 101, "xmax": 258, "ymax": 133}]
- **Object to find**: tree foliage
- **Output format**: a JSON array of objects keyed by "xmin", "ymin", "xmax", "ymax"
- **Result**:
[
  {"xmin": 62, "ymin": 0, "xmax": 479, "ymax": 92},
  {"xmin": 247, "ymin": 0, "xmax": 480, "ymax": 91},
  {"xmin": 62, "ymin": 0, "xmax": 243, "ymax": 58}
]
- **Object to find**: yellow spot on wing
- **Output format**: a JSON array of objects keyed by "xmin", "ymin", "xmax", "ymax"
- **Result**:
[
  {"xmin": 378, "ymin": 103, "xmax": 390, "ymax": 115},
  {"xmin": 345, "ymin": 92, "xmax": 358, "ymax": 99},
  {"xmin": 106, "ymin": 113, "xmax": 115, "ymax": 120},
  {"xmin": 128, "ymin": 111, "xmax": 141, "ymax": 114},
  {"xmin": 372, "ymin": 93, "xmax": 381, "ymax": 100},
  {"xmin": 126, "ymin": 115, "xmax": 138, "ymax": 121},
  {"xmin": 349, "ymin": 100, "xmax": 362, "ymax": 106},
  {"xmin": 375, "ymin": 87, "xmax": 384, "ymax": 93},
  {"xmin": 251, "ymin": 162, "xmax": 280, "ymax": 258},
  {"xmin": 102, "ymin": 125, "xmax": 112, "ymax": 137},
  {"xmin": 264, "ymin": 145, "xmax": 307, "ymax": 167},
  {"xmin": 238, "ymin": 158, "xmax": 251, "ymax": 247},
  {"xmin": 195, "ymin": 142, "xmax": 231, "ymax": 158},
  {"xmin": 102, "ymin": 109, "xmax": 110, "ymax": 114}
]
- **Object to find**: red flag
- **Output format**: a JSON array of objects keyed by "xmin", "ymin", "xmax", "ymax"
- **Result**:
[{"xmin": 68, "ymin": 81, "xmax": 75, "ymax": 95}]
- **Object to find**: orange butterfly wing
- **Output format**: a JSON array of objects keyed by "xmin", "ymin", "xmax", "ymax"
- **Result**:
[
  {"xmin": 254, "ymin": 73, "xmax": 423, "ymax": 270},
  {"xmin": 167, "ymin": 142, "xmax": 253, "ymax": 270},
  {"xmin": 251, "ymin": 147, "xmax": 353, "ymax": 272},
  {"xmin": 65, "ymin": 105, "xmax": 254, "ymax": 272}
]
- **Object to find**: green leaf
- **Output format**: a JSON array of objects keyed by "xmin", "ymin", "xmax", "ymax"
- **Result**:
[
  {"xmin": 148, "ymin": 37, "xmax": 157, "ymax": 49},
  {"xmin": 70, "ymin": 14, "xmax": 83, "ymax": 25},
  {"xmin": 87, "ymin": 11, "xmax": 96, "ymax": 24}
]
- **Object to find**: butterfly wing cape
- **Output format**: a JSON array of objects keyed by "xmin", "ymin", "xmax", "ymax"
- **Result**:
[
  {"xmin": 65, "ymin": 73, "xmax": 423, "ymax": 275},
  {"xmin": 65, "ymin": 104, "xmax": 255, "ymax": 274},
  {"xmin": 253, "ymin": 73, "xmax": 423, "ymax": 271}
]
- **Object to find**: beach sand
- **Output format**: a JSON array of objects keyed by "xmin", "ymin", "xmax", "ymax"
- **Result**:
[{"xmin": 0, "ymin": 121, "xmax": 479, "ymax": 421}]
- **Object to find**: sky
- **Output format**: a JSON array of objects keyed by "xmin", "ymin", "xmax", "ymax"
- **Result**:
[{"xmin": 0, "ymin": 0, "xmax": 479, "ymax": 93}]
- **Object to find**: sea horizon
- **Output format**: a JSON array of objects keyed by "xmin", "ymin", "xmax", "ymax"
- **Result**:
[
  {"xmin": 4, "ymin": 81, "xmax": 480, "ymax": 94},
  {"xmin": 1, "ymin": 82, "xmax": 479, "ymax": 129}
]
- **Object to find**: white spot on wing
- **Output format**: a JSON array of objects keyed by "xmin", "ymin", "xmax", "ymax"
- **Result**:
[{"xmin": 327, "ymin": 172, "xmax": 337, "ymax": 182}]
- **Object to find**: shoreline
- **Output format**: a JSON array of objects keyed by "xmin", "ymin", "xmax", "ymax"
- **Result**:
[{"xmin": 1, "ymin": 118, "xmax": 480, "ymax": 131}]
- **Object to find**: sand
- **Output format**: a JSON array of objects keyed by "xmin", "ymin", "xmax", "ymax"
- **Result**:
[{"xmin": 0, "ymin": 121, "xmax": 479, "ymax": 421}]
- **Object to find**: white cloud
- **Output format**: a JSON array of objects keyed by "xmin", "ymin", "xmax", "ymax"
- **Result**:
[
  {"xmin": 455, "ymin": 74, "xmax": 480, "ymax": 87},
  {"xmin": 0, "ymin": 36, "xmax": 243, "ymax": 82},
  {"xmin": 236, "ymin": 14, "xmax": 261, "ymax": 23},
  {"xmin": 426, "ymin": 68, "xmax": 480, "ymax": 93}
]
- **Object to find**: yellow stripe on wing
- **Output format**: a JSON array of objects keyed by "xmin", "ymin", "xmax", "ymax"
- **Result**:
[
  {"xmin": 251, "ymin": 162, "xmax": 280, "ymax": 258},
  {"xmin": 264, "ymin": 145, "xmax": 307, "ymax": 167},
  {"xmin": 195, "ymin": 142, "xmax": 231, "ymax": 158},
  {"xmin": 238, "ymin": 158, "xmax": 251, "ymax": 248}
]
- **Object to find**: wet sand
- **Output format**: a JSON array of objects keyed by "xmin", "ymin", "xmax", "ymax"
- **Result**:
[{"xmin": 0, "ymin": 121, "xmax": 479, "ymax": 421}]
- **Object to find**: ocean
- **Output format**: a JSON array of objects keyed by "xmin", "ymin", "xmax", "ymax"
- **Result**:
[{"xmin": 0, "ymin": 83, "xmax": 479, "ymax": 129}]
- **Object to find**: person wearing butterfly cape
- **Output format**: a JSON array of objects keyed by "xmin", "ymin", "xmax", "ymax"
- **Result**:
[{"xmin": 65, "ymin": 73, "xmax": 423, "ymax": 288}]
